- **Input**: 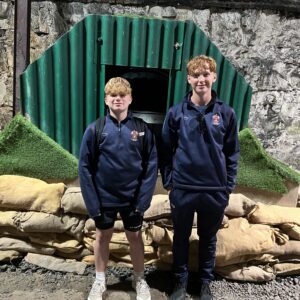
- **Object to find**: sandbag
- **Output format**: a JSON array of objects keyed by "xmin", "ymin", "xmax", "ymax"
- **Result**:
[
  {"xmin": 268, "ymin": 240, "xmax": 300, "ymax": 256},
  {"xmin": 84, "ymin": 218, "xmax": 95, "ymax": 233},
  {"xmin": 0, "ymin": 250, "xmax": 22, "ymax": 262},
  {"xmin": 28, "ymin": 233, "xmax": 83, "ymax": 254},
  {"xmin": 146, "ymin": 225, "xmax": 173, "ymax": 246},
  {"xmin": 25, "ymin": 253, "xmax": 86, "ymax": 274},
  {"xmin": 84, "ymin": 230, "xmax": 96, "ymax": 240},
  {"xmin": 248, "ymin": 203, "xmax": 300, "ymax": 225},
  {"xmin": 154, "ymin": 218, "xmax": 173, "ymax": 228},
  {"xmin": 189, "ymin": 228, "xmax": 199, "ymax": 254},
  {"xmin": 0, "ymin": 211, "xmax": 18, "ymax": 227},
  {"xmin": 225, "ymin": 193, "xmax": 256, "ymax": 217},
  {"xmin": 82, "ymin": 255, "xmax": 95, "ymax": 265},
  {"xmin": 215, "ymin": 265, "xmax": 275, "ymax": 282},
  {"xmin": 55, "ymin": 248, "xmax": 93, "ymax": 260},
  {"xmin": 0, "ymin": 237, "xmax": 55, "ymax": 255},
  {"xmin": 12, "ymin": 211, "xmax": 85, "ymax": 240},
  {"xmin": 273, "ymin": 262, "xmax": 300, "ymax": 275},
  {"xmin": 144, "ymin": 194, "xmax": 170, "ymax": 220},
  {"xmin": 279, "ymin": 223, "xmax": 300, "ymax": 240},
  {"xmin": 216, "ymin": 253, "xmax": 276, "ymax": 267},
  {"xmin": 276, "ymin": 255, "xmax": 300, "ymax": 263},
  {"xmin": 271, "ymin": 228, "xmax": 289, "ymax": 245},
  {"xmin": 177, "ymin": 228, "xmax": 275, "ymax": 266},
  {"xmin": 110, "ymin": 252, "xmax": 158, "ymax": 265},
  {"xmin": 216, "ymin": 218, "xmax": 276, "ymax": 266},
  {"xmin": 83, "ymin": 236, "xmax": 94, "ymax": 252},
  {"xmin": 0, "ymin": 226, "xmax": 28, "ymax": 237},
  {"xmin": 0, "ymin": 175, "xmax": 65, "ymax": 213},
  {"xmin": 60, "ymin": 187, "xmax": 87, "ymax": 215}
]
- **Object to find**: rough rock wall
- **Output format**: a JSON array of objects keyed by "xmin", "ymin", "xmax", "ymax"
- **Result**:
[
  {"xmin": 0, "ymin": 1, "xmax": 299, "ymax": 171},
  {"xmin": 0, "ymin": 1, "xmax": 13, "ymax": 128}
]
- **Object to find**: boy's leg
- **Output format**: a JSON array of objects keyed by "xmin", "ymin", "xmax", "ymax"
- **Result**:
[
  {"xmin": 170, "ymin": 189, "xmax": 195, "ymax": 284},
  {"xmin": 196, "ymin": 191, "xmax": 228, "ymax": 300},
  {"xmin": 88, "ymin": 209, "xmax": 116, "ymax": 300},
  {"xmin": 94, "ymin": 227, "xmax": 114, "ymax": 271},
  {"xmin": 125, "ymin": 229, "xmax": 144, "ymax": 272},
  {"xmin": 196, "ymin": 191, "xmax": 227, "ymax": 283},
  {"xmin": 121, "ymin": 206, "xmax": 151, "ymax": 300}
]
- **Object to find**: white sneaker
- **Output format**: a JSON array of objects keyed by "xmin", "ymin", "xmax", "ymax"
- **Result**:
[
  {"xmin": 132, "ymin": 279, "xmax": 151, "ymax": 300},
  {"xmin": 87, "ymin": 280, "xmax": 107, "ymax": 300}
]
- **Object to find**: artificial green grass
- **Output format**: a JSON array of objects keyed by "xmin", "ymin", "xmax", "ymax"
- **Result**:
[
  {"xmin": 237, "ymin": 128, "xmax": 300, "ymax": 194},
  {"xmin": 0, "ymin": 115, "xmax": 299, "ymax": 193},
  {"xmin": 0, "ymin": 114, "xmax": 78, "ymax": 181}
]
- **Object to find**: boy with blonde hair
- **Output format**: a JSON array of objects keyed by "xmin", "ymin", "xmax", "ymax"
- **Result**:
[
  {"xmin": 161, "ymin": 56, "xmax": 239, "ymax": 300},
  {"xmin": 79, "ymin": 77, "xmax": 157, "ymax": 300}
]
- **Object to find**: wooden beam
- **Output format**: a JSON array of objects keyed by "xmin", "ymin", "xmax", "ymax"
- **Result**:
[{"xmin": 13, "ymin": 0, "xmax": 31, "ymax": 115}]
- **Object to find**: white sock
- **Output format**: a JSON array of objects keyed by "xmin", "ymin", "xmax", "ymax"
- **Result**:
[
  {"xmin": 134, "ymin": 271, "xmax": 145, "ymax": 282},
  {"xmin": 95, "ymin": 271, "xmax": 106, "ymax": 283}
]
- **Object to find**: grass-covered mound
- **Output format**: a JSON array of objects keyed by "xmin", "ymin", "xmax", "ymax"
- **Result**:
[
  {"xmin": 0, "ymin": 114, "xmax": 78, "ymax": 181},
  {"xmin": 237, "ymin": 128, "xmax": 300, "ymax": 194}
]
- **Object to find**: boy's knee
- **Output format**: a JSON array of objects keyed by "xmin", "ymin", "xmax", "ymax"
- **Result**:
[
  {"xmin": 126, "ymin": 231, "xmax": 143, "ymax": 244},
  {"xmin": 96, "ymin": 229, "xmax": 113, "ymax": 243}
]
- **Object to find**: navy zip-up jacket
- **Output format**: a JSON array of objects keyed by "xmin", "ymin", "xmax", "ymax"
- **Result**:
[
  {"xmin": 78, "ymin": 112, "xmax": 158, "ymax": 218},
  {"xmin": 161, "ymin": 91, "xmax": 239, "ymax": 193}
]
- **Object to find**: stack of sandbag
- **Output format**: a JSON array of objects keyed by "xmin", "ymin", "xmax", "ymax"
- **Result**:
[
  {"xmin": 246, "ymin": 203, "xmax": 300, "ymax": 277},
  {"xmin": 144, "ymin": 193, "xmax": 300, "ymax": 281},
  {"xmin": 0, "ymin": 175, "xmax": 88, "ymax": 269},
  {"xmin": 57, "ymin": 187, "xmax": 300, "ymax": 281},
  {"xmin": 1, "ymin": 175, "xmax": 300, "ymax": 281},
  {"xmin": 214, "ymin": 195, "xmax": 300, "ymax": 281}
]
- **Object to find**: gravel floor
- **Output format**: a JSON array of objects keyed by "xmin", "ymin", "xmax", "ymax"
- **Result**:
[{"xmin": 0, "ymin": 259, "xmax": 299, "ymax": 300}]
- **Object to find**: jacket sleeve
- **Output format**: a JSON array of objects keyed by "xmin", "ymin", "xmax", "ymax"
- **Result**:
[
  {"xmin": 223, "ymin": 109, "xmax": 240, "ymax": 193},
  {"xmin": 135, "ymin": 125, "xmax": 158, "ymax": 214},
  {"xmin": 78, "ymin": 124, "xmax": 101, "ymax": 218},
  {"xmin": 160, "ymin": 108, "xmax": 178, "ymax": 190}
]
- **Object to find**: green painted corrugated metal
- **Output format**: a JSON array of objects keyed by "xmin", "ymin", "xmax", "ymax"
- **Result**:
[{"xmin": 20, "ymin": 14, "xmax": 252, "ymax": 157}]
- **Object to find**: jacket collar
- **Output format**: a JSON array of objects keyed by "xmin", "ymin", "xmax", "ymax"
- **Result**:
[
  {"xmin": 184, "ymin": 90, "xmax": 222, "ymax": 112},
  {"xmin": 106, "ymin": 110, "xmax": 133, "ymax": 123}
]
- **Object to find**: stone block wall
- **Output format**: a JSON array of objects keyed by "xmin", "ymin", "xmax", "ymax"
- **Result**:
[{"xmin": 0, "ymin": 0, "xmax": 299, "ymax": 171}]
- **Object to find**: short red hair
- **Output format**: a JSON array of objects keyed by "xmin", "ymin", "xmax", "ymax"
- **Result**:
[{"xmin": 187, "ymin": 55, "xmax": 217, "ymax": 75}]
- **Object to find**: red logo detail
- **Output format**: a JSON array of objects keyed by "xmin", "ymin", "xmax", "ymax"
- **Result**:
[
  {"xmin": 212, "ymin": 114, "xmax": 220, "ymax": 125},
  {"xmin": 131, "ymin": 130, "xmax": 139, "ymax": 141}
]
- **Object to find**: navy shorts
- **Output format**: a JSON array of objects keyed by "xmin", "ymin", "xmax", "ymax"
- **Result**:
[{"xmin": 94, "ymin": 206, "xmax": 143, "ymax": 232}]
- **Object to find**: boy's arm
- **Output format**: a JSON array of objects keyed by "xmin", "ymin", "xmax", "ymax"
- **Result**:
[
  {"xmin": 160, "ymin": 109, "xmax": 177, "ymax": 190},
  {"xmin": 78, "ymin": 125, "xmax": 101, "ymax": 218},
  {"xmin": 135, "ymin": 126, "xmax": 158, "ymax": 214},
  {"xmin": 223, "ymin": 109, "xmax": 240, "ymax": 194}
]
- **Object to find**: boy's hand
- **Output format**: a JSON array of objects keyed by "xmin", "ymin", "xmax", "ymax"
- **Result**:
[
  {"xmin": 132, "ymin": 208, "xmax": 144, "ymax": 217},
  {"xmin": 93, "ymin": 214, "xmax": 102, "ymax": 223}
]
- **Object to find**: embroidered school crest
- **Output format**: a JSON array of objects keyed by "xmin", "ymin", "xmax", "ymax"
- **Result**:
[
  {"xmin": 131, "ymin": 130, "xmax": 139, "ymax": 141},
  {"xmin": 212, "ymin": 113, "xmax": 220, "ymax": 126}
]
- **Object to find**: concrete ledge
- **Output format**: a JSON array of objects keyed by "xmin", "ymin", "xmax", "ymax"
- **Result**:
[{"xmin": 234, "ymin": 180, "xmax": 300, "ymax": 207}]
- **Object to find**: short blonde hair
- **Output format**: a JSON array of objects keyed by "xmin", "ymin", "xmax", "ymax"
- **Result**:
[
  {"xmin": 187, "ymin": 55, "xmax": 217, "ymax": 75},
  {"xmin": 105, "ymin": 77, "xmax": 132, "ymax": 95}
]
